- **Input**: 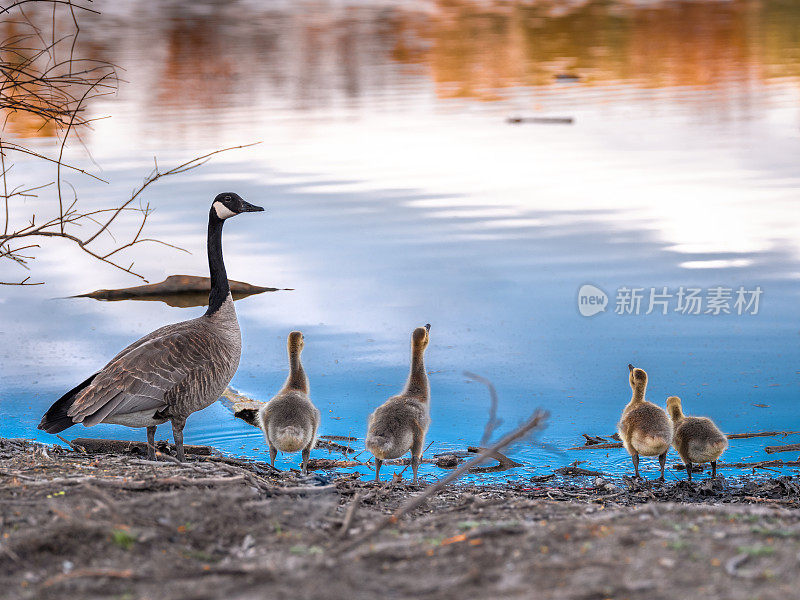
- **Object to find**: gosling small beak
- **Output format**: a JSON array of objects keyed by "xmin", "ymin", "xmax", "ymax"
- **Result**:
[
  {"xmin": 628, "ymin": 363, "xmax": 634, "ymax": 372},
  {"xmin": 240, "ymin": 201, "xmax": 264, "ymax": 213},
  {"xmin": 424, "ymin": 323, "xmax": 431, "ymax": 332}
]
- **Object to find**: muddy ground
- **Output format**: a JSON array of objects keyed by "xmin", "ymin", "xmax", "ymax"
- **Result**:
[{"xmin": 2, "ymin": 439, "xmax": 799, "ymax": 600}]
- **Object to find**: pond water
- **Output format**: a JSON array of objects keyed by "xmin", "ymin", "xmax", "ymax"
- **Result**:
[{"xmin": 1, "ymin": 0, "xmax": 799, "ymax": 482}]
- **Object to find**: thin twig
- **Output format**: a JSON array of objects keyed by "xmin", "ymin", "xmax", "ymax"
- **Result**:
[
  {"xmin": 338, "ymin": 493, "xmax": 362, "ymax": 539},
  {"xmin": 337, "ymin": 409, "xmax": 548, "ymax": 554},
  {"xmin": 55, "ymin": 434, "xmax": 85, "ymax": 453},
  {"xmin": 464, "ymin": 371, "xmax": 503, "ymax": 446}
]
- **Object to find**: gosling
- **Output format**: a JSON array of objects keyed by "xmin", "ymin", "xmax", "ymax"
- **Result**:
[
  {"xmin": 666, "ymin": 396, "xmax": 727, "ymax": 481},
  {"xmin": 618, "ymin": 364, "xmax": 673, "ymax": 481},
  {"xmin": 366, "ymin": 324, "xmax": 431, "ymax": 484},
  {"xmin": 257, "ymin": 331, "xmax": 320, "ymax": 474}
]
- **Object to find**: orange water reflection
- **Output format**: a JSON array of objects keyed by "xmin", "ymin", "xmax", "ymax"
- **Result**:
[
  {"xmin": 393, "ymin": 0, "xmax": 800, "ymax": 100},
  {"xmin": 4, "ymin": 1, "xmax": 800, "ymax": 138}
]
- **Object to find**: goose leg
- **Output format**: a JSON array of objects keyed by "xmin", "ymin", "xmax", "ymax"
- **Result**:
[
  {"xmin": 411, "ymin": 434, "xmax": 424, "ymax": 485},
  {"xmin": 301, "ymin": 446, "xmax": 311, "ymax": 475},
  {"xmin": 269, "ymin": 444, "xmax": 277, "ymax": 469},
  {"xmin": 632, "ymin": 452, "xmax": 640, "ymax": 478},
  {"xmin": 711, "ymin": 460, "xmax": 717, "ymax": 480},
  {"xmin": 171, "ymin": 417, "xmax": 186, "ymax": 462},
  {"xmin": 374, "ymin": 458, "xmax": 382, "ymax": 482},
  {"xmin": 146, "ymin": 426, "xmax": 157, "ymax": 461},
  {"xmin": 411, "ymin": 454, "xmax": 421, "ymax": 485},
  {"xmin": 658, "ymin": 450, "xmax": 667, "ymax": 482},
  {"xmin": 687, "ymin": 460, "xmax": 693, "ymax": 482}
]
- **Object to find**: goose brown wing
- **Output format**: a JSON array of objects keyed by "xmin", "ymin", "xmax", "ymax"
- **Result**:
[{"xmin": 66, "ymin": 322, "xmax": 212, "ymax": 425}]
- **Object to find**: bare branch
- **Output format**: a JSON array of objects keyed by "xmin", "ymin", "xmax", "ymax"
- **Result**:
[
  {"xmin": 464, "ymin": 371, "xmax": 504, "ymax": 446},
  {"xmin": 83, "ymin": 142, "xmax": 260, "ymax": 246},
  {"xmin": 0, "ymin": 3, "xmax": 258, "ymax": 285},
  {"xmin": 337, "ymin": 410, "xmax": 549, "ymax": 554}
]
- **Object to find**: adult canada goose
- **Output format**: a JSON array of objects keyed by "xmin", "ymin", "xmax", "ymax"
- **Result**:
[
  {"xmin": 666, "ymin": 396, "xmax": 727, "ymax": 481},
  {"xmin": 236, "ymin": 331, "xmax": 320, "ymax": 474},
  {"xmin": 366, "ymin": 324, "xmax": 431, "ymax": 484},
  {"xmin": 38, "ymin": 192, "xmax": 263, "ymax": 461},
  {"xmin": 617, "ymin": 364, "xmax": 673, "ymax": 481}
]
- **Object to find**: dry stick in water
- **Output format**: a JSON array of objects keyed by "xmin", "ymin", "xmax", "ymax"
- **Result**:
[
  {"xmin": 570, "ymin": 430, "xmax": 800, "ymax": 451},
  {"xmin": 337, "ymin": 409, "xmax": 548, "ymax": 554},
  {"xmin": 765, "ymin": 443, "xmax": 800, "ymax": 454},
  {"xmin": 464, "ymin": 371, "xmax": 503, "ymax": 446},
  {"xmin": 726, "ymin": 431, "xmax": 800, "ymax": 439},
  {"xmin": 569, "ymin": 442, "xmax": 623, "ymax": 451}
]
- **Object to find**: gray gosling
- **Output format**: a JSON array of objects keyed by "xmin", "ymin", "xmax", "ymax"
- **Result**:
[
  {"xmin": 244, "ymin": 331, "xmax": 320, "ymax": 474},
  {"xmin": 618, "ymin": 364, "xmax": 673, "ymax": 481},
  {"xmin": 366, "ymin": 324, "xmax": 431, "ymax": 484},
  {"xmin": 666, "ymin": 396, "xmax": 727, "ymax": 481}
]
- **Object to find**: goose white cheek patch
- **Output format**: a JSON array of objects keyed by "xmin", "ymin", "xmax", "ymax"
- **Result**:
[{"xmin": 213, "ymin": 201, "xmax": 237, "ymax": 220}]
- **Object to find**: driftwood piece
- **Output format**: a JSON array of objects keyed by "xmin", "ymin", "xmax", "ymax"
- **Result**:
[
  {"xmin": 571, "ymin": 430, "xmax": 800, "ymax": 451},
  {"xmin": 219, "ymin": 388, "xmax": 258, "ymax": 411},
  {"xmin": 307, "ymin": 458, "xmax": 365, "ymax": 470},
  {"xmin": 320, "ymin": 435, "xmax": 358, "ymax": 442},
  {"xmin": 466, "ymin": 446, "xmax": 522, "ymax": 473},
  {"xmin": 764, "ymin": 444, "xmax": 800, "ymax": 454},
  {"xmin": 679, "ymin": 459, "xmax": 800, "ymax": 470},
  {"xmin": 726, "ymin": 431, "xmax": 800, "ymax": 439},
  {"xmin": 198, "ymin": 455, "xmax": 281, "ymax": 475},
  {"xmin": 555, "ymin": 466, "xmax": 607, "ymax": 477},
  {"xmin": 69, "ymin": 438, "xmax": 212, "ymax": 456},
  {"xmin": 316, "ymin": 440, "xmax": 355, "ymax": 454},
  {"xmin": 507, "ymin": 116, "xmax": 574, "ymax": 125},
  {"xmin": 569, "ymin": 442, "xmax": 623, "ymax": 451},
  {"xmin": 73, "ymin": 275, "xmax": 288, "ymax": 308},
  {"xmin": 672, "ymin": 463, "xmax": 704, "ymax": 472},
  {"xmin": 13, "ymin": 475, "xmax": 245, "ymax": 489},
  {"xmin": 582, "ymin": 434, "xmax": 608, "ymax": 446}
]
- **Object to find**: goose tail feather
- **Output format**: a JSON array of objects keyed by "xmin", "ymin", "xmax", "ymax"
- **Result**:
[{"xmin": 38, "ymin": 373, "xmax": 97, "ymax": 434}]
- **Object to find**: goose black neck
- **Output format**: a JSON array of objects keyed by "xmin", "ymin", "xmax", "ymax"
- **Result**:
[{"xmin": 205, "ymin": 210, "xmax": 229, "ymax": 316}]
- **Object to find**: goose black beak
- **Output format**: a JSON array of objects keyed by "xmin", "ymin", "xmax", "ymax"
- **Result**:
[
  {"xmin": 240, "ymin": 201, "xmax": 264, "ymax": 213},
  {"xmin": 424, "ymin": 323, "xmax": 431, "ymax": 332},
  {"xmin": 628, "ymin": 363, "xmax": 634, "ymax": 372}
]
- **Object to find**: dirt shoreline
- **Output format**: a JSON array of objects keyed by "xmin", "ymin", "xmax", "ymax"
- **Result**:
[{"xmin": 2, "ymin": 438, "xmax": 799, "ymax": 599}]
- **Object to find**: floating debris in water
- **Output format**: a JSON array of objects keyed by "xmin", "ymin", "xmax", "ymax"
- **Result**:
[{"xmin": 72, "ymin": 274, "xmax": 289, "ymax": 307}]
